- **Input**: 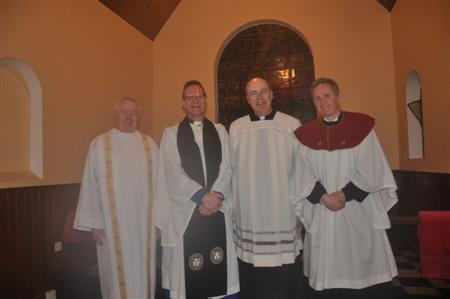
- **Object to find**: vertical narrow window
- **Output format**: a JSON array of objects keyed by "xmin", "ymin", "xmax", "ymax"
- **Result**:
[{"xmin": 406, "ymin": 70, "xmax": 424, "ymax": 159}]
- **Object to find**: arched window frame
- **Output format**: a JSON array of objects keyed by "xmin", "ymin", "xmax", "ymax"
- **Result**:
[{"xmin": 214, "ymin": 20, "xmax": 316, "ymax": 128}]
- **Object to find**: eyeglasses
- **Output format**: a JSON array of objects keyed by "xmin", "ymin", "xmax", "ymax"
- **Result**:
[
  {"xmin": 184, "ymin": 94, "xmax": 206, "ymax": 101},
  {"xmin": 247, "ymin": 88, "xmax": 271, "ymax": 97}
]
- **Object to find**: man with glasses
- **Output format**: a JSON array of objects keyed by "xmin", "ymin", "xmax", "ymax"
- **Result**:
[
  {"xmin": 229, "ymin": 77, "xmax": 303, "ymax": 299},
  {"xmin": 156, "ymin": 80, "xmax": 239, "ymax": 299}
]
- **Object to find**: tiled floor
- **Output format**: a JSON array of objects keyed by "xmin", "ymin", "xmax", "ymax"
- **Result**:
[
  {"xmin": 388, "ymin": 227, "xmax": 450, "ymax": 299},
  {"xmin": 57, "ymin": 226, "xmax": 450, "ymax": 299}
]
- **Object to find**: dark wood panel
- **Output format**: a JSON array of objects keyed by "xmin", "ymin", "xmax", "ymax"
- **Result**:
[
  {"xmin": 0, "ymin": 188, "xmax": 10, "ymax": 298},
  {"xmin": 10, "ymin": 189, "xmax": 20, "ymax": 298},
  {"xmin": 29, "ymin": 188, "xmax": 45, "ymax": 298},
  {"xmin": 0, "ymin": 171, "xmax": 448, "ymax": 297},
  {"xmin": 390, "ymin": 170, "xmax": 450, "ymax": 218},
  {"xmin": 0, "ymin": 184, "xmax": 97, "ymax": 299}
]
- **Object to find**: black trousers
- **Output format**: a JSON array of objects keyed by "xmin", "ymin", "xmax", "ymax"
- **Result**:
[{"xmin": 238, "ymin": 257, "xmax": 300, "ymax": 299}]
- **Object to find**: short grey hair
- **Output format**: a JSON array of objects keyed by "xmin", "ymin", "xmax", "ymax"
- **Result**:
[
  {"xmin": 311, "ymin": 77, "xmax": 340, "ymax": 96},
  {"xmin": 114, "ymin": 97, "xmax": 138, "ymax": 111}
]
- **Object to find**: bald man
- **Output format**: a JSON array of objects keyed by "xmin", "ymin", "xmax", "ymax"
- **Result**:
[{"xmin": 229, "ymin": 77, "xmax": 304, "ymax": 299}]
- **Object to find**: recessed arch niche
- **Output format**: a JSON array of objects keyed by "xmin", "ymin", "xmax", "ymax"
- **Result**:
[
  {"xmin": 0, "ymin": 57, "xmax": 43, "ymax": 180},
  {"xmin": 406, "ymin": 70, "xmax": 424, "ymax": 159},
  {"xmin": 216, "ymin": 21, "xmax": 316, "ymax": 129}
]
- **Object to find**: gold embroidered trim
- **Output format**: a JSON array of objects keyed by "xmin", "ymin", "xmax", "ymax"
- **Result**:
[
  {"xmin": 139, "ymin": 132, "xmax": 153, "ymax": 299},
  {"xmin": 104, "ymin": 132, "xmax": 153, "ymax": 299},
  {"xmin": 104, "ymin": 132, "xmax": 127, "ymax": 299},
  {"xmin": 104, "ymin": 131, "xmax": 154, "ymax": 298}
]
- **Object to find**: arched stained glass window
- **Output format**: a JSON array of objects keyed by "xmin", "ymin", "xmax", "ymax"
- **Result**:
[{"xmin": 216, "ymin": 22, "xmax": 316, "ymax": 129}]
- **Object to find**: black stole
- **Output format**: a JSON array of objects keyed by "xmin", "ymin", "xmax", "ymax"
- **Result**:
[{"xmin": 177, "ymin": 117, "xmax": 227, "ymax": 299}]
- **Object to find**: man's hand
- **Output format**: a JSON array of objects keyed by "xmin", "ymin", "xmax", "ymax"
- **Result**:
[
  {"xmin": 92, "ymin": 228, "xmax": 105, "ymax": 245},
  {"xmin": 198, "ymin": 192, "xmax": 223, "ymax": 216},
  {"xmin": 199, "ymin": 204, "xmax": 214, "ymax": 216},
  {"xmin": 201, "ymin": 192, "xmax": 223, "ymax": 213},
  {"xmin": 321, "ymin": 191, "xmax": 345, "ymax": 211}
]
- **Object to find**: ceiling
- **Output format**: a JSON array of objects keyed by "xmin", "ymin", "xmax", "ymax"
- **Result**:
[
  {"xmin": 99, "ymin": 0, "xmax": 397, "ymax": 41},
  {"xmin": 99, "ymin": 0, "xmax": 181, "ymax": 41},
  {"xmin": 377, "ymin": 0, "xmax": 397, "ymax": 12}
]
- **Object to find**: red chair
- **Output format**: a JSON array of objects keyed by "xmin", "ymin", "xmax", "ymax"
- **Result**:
[{"xmin": 418, "ymin": 210, "xmax": 450, "ymax": 279}]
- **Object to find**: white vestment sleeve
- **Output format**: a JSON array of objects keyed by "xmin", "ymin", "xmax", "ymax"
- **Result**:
[
  {"xmin": 155, "ymin": 127, "xmax": 203, "ymax": 247},
  {"xmin": 351, "ymin": 131, "xmax": 397, "ymax": 202},
  {"xmin": 348, "ymin": 130, "xmax": 398, "ymax": 229},
  {"xmin": 161, "ymin": 127, "xmax": 204, "ymax": 203},
  {"xmin": 293, "ymin": 143, "xmax": 319, "ymax": 232},
  {"xmin": 149, "ymin": 136, "xmax": 161, "ymax": 233},
  {"xmin": 211, "ymin": 124, "xmax": 233, "ymax": 214},
  {"xmin": 74, "ymin": 138, "xmax": 104, "ymax": 231},
  {"xmin": 149, "ymin": 137, "xmax": 160, "ymax": 192}
]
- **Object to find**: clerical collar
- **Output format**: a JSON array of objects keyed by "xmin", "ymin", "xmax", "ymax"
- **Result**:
[
  {"xmin": 322, "ymin": 112, "xmax": 343, "ymax": 126},
  {"xmin": 188, "ymin": 118, "xmax": 203, "ymax": 127},
  {"xmin": 249, "ymin": 109, "xmax": 277, "ymax": 121}
]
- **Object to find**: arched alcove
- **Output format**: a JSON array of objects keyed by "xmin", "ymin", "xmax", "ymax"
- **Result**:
[
  {"xmin": 0, "ymin": 57, "xmax": 43, "ymax": 181},
  {"xmin": 406, "ymin": 70, "xmax": 424, "ymax": 159},
  {"xmin": 216, "ymin": 21, "xmax": 315, "ymax": 128}
]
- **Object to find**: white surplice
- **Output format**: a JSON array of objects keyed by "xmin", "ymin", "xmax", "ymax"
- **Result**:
[
  {"xmin": 155, "ymin": 123, "xmax": 239, "ymax": 299},
  {"xmin": 74, "ymin": 128, "xmax": 159, "ymax": 299},
  {"xmin": 229, "ymin": 112, "xmax": 302, "ymax": 267},
  {"xmin": 298, "ymin": 130, "xmax": 398, "ymax": 290}
]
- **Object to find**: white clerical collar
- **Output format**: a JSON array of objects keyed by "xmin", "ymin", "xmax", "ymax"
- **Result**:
[
  {"xmin": 259, "ymin": 116, "xmax": 266, "ymax": 120},
  {"xmin": 189, "ymin": 120, "xmax": 203, "ymax": 127},
  {"xmin": 323, "ymin": 113, "xmax": 341, "ymax": 122}
]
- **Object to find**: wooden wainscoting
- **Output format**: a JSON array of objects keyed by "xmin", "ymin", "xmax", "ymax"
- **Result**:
[
  {"xmin": 1, "ymin": 171, "xmax": 448, "ymax": 298},
  {"xmin": 0, "ymin": 183, "xmax": 97, "ymax": 299},
  {"xmin": 390, "ymin": 170, "xmax": 450, "ymax": 218}
]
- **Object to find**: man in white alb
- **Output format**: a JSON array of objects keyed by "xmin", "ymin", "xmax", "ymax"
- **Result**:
[
  {"xmin": 229, "ymin": 77, "xmax": 303, "ymax": 299},
  {"xmin": 74, "ymin": 97, "xmax": 159, "ymax": 299},
  {"xmin": 155, "ymin": 80, "xmax": 239, "ymax": 299},
  {"xmin": 295, "ymin": 77, "xmax": 398, "ymax": 299}
]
